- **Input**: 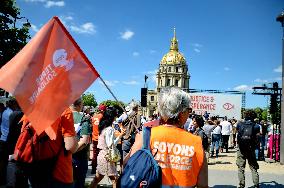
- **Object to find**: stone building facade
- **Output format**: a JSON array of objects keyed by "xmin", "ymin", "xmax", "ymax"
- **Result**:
[{"xmin": 145, "ymin": 29, "xmax": 190, "ymax": 117}]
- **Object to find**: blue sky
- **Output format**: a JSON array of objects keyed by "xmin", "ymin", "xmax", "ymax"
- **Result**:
[{"xmin": 17, "ymin": 0, "xmax": 283, "ymax": 108}]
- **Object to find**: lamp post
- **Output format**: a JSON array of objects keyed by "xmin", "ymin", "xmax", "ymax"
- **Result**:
[{"xmin": 276, "ymin": 11, "xmax": 284, "ymax": 164}]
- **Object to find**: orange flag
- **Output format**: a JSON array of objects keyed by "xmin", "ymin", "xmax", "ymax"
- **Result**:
[{"xmin": 0, "ymin": 17, "xmax": 99, "ymax": 139}]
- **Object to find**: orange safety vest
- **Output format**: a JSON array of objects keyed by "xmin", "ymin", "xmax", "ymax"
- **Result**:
[{"xmin": 150, "ymin": 125, "xmax": 204, "ymax": 187}]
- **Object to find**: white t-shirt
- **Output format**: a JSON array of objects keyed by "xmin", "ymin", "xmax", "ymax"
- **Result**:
[
  {"xmin": 183, "ymin": 117, "xmax": 193, "ymax": 131},
  {"xmin": 212, "ymin": 125, "xmax": 222, "ymax": 135},
  {"xmin": 104, "ymin": 127, "xmax": 121, "ymax": 148},
  {"xmin": 220, "ymin": 120, "xmax": 232, "ymax": 135}
]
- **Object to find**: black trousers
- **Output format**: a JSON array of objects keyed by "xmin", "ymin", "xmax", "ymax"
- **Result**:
[
  {"xmin": 0, "ymin": 140, "xmax": 8, "ymax": 186},
  {"xmin": 222, "ymin": 135, "xmax": 230, "ymax": 152}
]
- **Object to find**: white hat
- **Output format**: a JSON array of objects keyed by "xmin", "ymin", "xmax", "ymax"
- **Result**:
[{"xmin": 125, "ymin": 106, "xmax": 130, "ymax": 112}]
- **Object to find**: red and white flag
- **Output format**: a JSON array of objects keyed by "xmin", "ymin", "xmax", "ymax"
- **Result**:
[{"xmin": 0, "ymin": 17, "xmax": 99, "ymax": 139}]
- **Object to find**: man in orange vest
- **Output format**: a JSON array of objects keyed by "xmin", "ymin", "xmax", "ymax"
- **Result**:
[
  {"xmin": 127, "ymin": 87, "xmax": 208, "ymax": 187},
  {"xmin": 91, "ymin": 104, "xmax": 106, "ymax": 174}
]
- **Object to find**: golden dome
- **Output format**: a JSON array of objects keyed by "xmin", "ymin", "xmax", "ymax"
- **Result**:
[
  {"xmin": 160, "ymin": 51, "xmax": 186, "ymax": 65},
  {"xmin": 160, "ymin": 28, "xmax": 186, "ymax": 65}
]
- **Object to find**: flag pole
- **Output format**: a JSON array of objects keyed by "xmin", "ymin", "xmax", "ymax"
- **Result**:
[{"xmin": 99, "ymin": 76, "xmax": 127, "ymax": 113}]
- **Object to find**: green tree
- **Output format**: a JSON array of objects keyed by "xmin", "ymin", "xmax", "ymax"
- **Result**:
[
  {"xmin": 0, "ymin": 0, "xmax": 31, "ymax": 68},
  {"xmin": 244, "ymin": 107, "xmax": 266, "ymax": 121},
  {"xmin": 254, "ymin": 107, "xmax": 263, "ymax": 120},
  {"xmin": 261, "ymin": 108, "xmax": 268, "ymax": 121},
  {"xmin": 101, "ymin": 100, "xmax": 125, "ymax": 115},
  {"xmin": 82, "ymin": 93, "xmax": 97, "ymax": 107},
  {"xmin": 245, "ymin": 107, "xmax": 268, "ymax": 122}
]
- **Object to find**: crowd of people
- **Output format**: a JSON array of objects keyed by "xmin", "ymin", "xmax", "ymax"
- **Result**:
[
  {"xmin": 184, "ymin": 110, "xmax": 274, "ymax": 161},
  {"xmin": 0, "ymin": 87, "xmax": 278, "ymax": 188}
]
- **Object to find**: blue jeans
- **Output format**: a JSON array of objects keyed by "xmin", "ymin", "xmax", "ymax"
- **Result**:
[
  {"xmin": 122, "ymin": 140, "xmax": 132, "ymax": 159},
  {"xmin": 255, "ymin": 148, "xmax": 259, "ymax": 160},
  {"xmin": 255, "ymin": 136, "xmax": 261, "ymax": 160},
  {"xmin": 259, "ymin": 135, "xmax": 266, "ymax": 160},
  {"xmin": 211, "ymin": 134, "xmax": 221, "ymax": 157}
]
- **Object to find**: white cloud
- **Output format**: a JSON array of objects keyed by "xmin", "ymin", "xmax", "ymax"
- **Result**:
[
  {"xmin": 274, "ymin": 77, "xmax": 282, "ymax": 81},
  {"xmin": 44, "ymin": 1, "xmax": 65, "ymax": 8},
  {"xmin": 150, "ymin": 75, "xmax": 156, "ymax": 82},
  {"xmin": 144, "ymin": 70, "xmax": 157, "ymax": 82},
  {"xmin": 132, "ymin": 52, "xmax": 139, "ymax": 56},
  {"xmin": 59, "ymin": 15, "xmax": 96, "ymax": 35},
  {"xmin": 233, "ymin": 85, "xmax": 252, "ymax": 91},
  {"xmin": 254, "ymin": 77, "xmax": 282, "ymax": 83},
  {"xmin": 122, "ymin": 81, "xmax": 139, "ymax": 85},
  {"xmin": 99, "ymin": 80, "xmax": 118, "ymax": 87},
  {"xmin": 274, "ymin": 65, "xmax": 282, "ymax": 73},
  {"xmin": 70, "ymin": 22, "xmax": 96, "ymax": 34},
  {"xmin": 25, "ymin": 0, "xmax": 46, "ymax": 2},
  {"xmin": 224, "ymin": 67, "xmax": 231, "ymax": 71},
  {"xmin": 58, "ymin": 15, "xmax": 73, "ymax": 25},
  {"xmin": 61, "ymin": 15, "xmax": 73, "ymax": 21},
  {"xmin": 25, "ymin": 0, "xmax": 65, "ymax": 8},
  {"xmin": 30, "ymin": 24, "xmax": 39, "ymax": 32},
  {"xmin": 191, "ymin": 43, "xmax": 202, "ymax": 53},
  {"xmin": 192, "ymin": 43, "xmax": 203, "ymax": 48},
  {"xmin": 194, "ymin": 48, "xmax": 200, "ymax": 53},
  {"xmin": 120, "ymin": 30, "xmax": 134, "ymax": 40},
  {"xmin": 254, "ymin": 78, "xmax": 268, "ymax": 83},
  {"xmin": 145, "ymin": 70, "xmax": 158, "ymax": 75}
]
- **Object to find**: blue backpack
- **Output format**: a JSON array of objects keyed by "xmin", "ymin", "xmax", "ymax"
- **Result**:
[{"xmin": 117, "ymin": 127, "xmax": 162, "ymax": 188}]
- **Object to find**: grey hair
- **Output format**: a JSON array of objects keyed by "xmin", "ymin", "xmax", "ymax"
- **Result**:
[{"xmin": 158, "ymin": 87, "xmax": 191, "ymax": 121}]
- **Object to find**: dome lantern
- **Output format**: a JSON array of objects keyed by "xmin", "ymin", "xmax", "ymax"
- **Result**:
[{"xmin": 170, "ymin": 27, "xmax": 179, "ymax": 51}]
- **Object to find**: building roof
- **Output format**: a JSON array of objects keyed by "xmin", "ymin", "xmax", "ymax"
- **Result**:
[{"xmin": 160, "ymin": 28, "xmax": 187, "ymax": 65}]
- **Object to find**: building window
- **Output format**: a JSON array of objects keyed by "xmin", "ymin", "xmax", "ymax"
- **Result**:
[
  {"xmin": 151, "ymin": 96, "xmax": 154, "ymax": 101},
  {"xmin": 168, "ymin": 67, "xmax": 171, "ymax": 72},
  {"xmin": 167, "ymin": 79, "xmax": 171, "ymax": 86},
  {"xmin": 176, "ymin": 67, "xmax": 178, "ymax": 73},
  {"xmin": 183, "ymin": 68, "xmax": 184, "ymax": 72},
  {"xmin": 175, "ymin": 79, "xmax": 179, "ymax": 86},
  {"xmin": 160, "ymin": 80, "xmax": 162, "ymax": 86}
]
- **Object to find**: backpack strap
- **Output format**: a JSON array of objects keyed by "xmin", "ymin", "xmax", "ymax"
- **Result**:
[{"xmin": 142, "ymin": 126, "xmax": 151, "ymax": 150}]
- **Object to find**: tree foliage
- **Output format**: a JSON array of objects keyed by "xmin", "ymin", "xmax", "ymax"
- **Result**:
[
  {"xmin": 254, "ymin": 107, "xmax": 263, "ymax": 120},
  {"xmin": 244, "ymin": 107, "xmax": 268, "ymax": 122},
  {"xmin": 0, "ymin": 0, "xmax": 31, "ymax": 68},
  {"xmin": 100, "ymin": 100, "xmax": 125, "ymax": 115},
  {"xmin": 261, "ymin": 108, "xmax": 268, "ymax": 121},
  {"xmin": 82, "ymin": 93, "xmax": 97, "ymax": 107}
]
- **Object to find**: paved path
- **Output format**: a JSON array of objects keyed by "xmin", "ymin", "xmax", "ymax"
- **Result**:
[
  {"xmin": 209, "ymin": 169, "xmax": 284, "ymax": 188},
  {"xmin": 86, "ymin": 148, "xmax": 284, "ymax": 187},
  {"xmin": 207, "ymin": 149, "xmax": 284, "ymax": 187},
  {"xmin": 85, "ymin": 168, "xmax": 284, "ymax": 188}
]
